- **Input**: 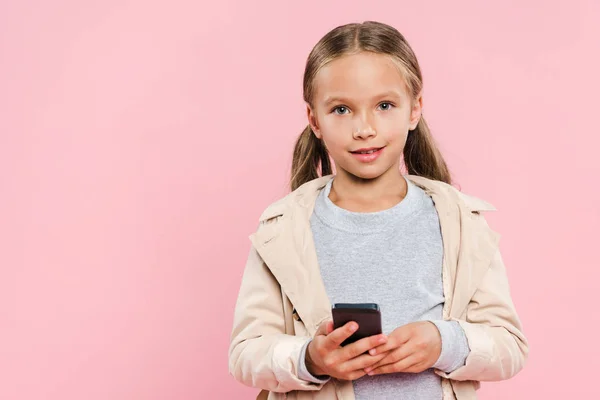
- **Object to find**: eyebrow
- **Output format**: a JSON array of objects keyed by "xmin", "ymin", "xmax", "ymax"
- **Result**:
[{"xmin": 323, "ymin": 90, "xmax": 403, "ymax": 106}]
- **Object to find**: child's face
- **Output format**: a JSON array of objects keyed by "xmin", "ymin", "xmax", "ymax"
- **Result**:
[{"xmin": 307, "ymin": 51, "xmax": 422, "ymax": 181}]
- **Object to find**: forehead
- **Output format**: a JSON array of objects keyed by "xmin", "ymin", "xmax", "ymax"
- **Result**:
[{"xmin": 313, "ymin": 52, "xmax": 409, "ymax": 102}]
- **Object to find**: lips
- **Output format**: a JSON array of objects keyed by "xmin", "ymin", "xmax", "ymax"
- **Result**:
[
  {"xmin": 350, "ymin": 146, "xmax": 385, "ymax": 163},
  {"xmin": 350, "ymin": 147, "xmax": 384, "ymax": 154}
]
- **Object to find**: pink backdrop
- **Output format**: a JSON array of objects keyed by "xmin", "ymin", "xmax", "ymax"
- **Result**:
[{"xmin": 1, "ymin": 1, "xmax": 599, "ymax": 399}]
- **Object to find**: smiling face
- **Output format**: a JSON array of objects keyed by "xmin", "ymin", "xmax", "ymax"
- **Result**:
[{"xmin": 307, "ymin": 51, "xmax": 422, "ymax": 182}]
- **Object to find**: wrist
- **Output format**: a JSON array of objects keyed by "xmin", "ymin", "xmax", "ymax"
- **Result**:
[{"xmin": 305, "ymin": 341, "xmax": 326, "ymax": 377}]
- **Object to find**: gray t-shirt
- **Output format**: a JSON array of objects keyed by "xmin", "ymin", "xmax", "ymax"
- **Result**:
[{"xmin": 297, "ymin": 175, "xmax": 470, "ymax": 399}]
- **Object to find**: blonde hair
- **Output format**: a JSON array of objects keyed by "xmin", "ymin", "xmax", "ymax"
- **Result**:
[{"xmin": 290, "ymin": 21, "xmax": 452, "ymax": 191}]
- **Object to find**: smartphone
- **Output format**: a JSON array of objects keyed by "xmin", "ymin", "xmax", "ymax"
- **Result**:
[{"xmin": 332, "ymin": 303, "xmax": 382, "ymax": 347}]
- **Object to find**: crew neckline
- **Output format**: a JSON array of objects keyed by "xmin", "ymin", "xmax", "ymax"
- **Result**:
[{"xmin": 312, "ymin": 175, "xmax": 425, "ymax": 234}]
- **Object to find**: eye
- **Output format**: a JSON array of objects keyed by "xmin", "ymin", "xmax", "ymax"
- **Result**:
[
  {"xmin": 378, "ymin": 102, "xmax": 395, "ymax": 111},
  {"xmin": 332, "ymin": 106, "xmax": 350, "ymax": 115}
]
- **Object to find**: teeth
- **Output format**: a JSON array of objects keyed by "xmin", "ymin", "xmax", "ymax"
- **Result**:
[{"xmin": 359, "ymin": 149, "xmax": 376, "ymax": 154}]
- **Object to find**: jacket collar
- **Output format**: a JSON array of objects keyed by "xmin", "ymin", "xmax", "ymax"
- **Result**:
[
  {"xmin": 258, "ymin": 174, "xmax": 497, "ymax": 222},
  {"xmin": 249, "ymin": 174, "xmax": 500, "ymax": 335}
]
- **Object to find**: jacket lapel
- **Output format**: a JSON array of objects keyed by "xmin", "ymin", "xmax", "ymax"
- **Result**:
[
  {"xmin": 408, "ymin": 176, "xmax": 461, "ymax": 313},
  {"xmin": 249, "ymin": 177, "xmax": 333, "ymax": 336},
  {"xmin": 450, "ymin": 207, "xmax": 501, "ymax": 317},
  {"xmin": 405, "ymin": 175, "xmax": 501, "ymax": 318}
]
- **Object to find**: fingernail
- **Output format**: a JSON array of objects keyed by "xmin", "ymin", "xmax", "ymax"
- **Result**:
[
  {"xmin": 378, "ymin": 336, "xmax": 386, "ymax": 343},
  {"xmin": 369, "ymin": 349, "xmax": 376, "ymax": 356},
  {"xmin": 364, "ymin": 367, "xmax": 372, "ymax": 373},
  {"xmin": 368, "ymin": 371, "xmax": 375, "ymax": 376},
  {"xmin": 350, "ymin": 323, "xmax": 358, "ymax": 332}
]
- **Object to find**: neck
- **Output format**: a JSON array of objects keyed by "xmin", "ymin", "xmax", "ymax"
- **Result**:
[{"xmin": 328, "ymin": 167, "xmax": 407, "ymax": 212}]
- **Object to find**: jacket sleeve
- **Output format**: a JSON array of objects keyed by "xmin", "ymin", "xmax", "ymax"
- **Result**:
[
  {"xmin": 436, "ymin": 247, "xmax": 529, "ymax": 382},
  {"xmin": 228, "ymin": 243, "xmax": 327, "ymax": 393}
]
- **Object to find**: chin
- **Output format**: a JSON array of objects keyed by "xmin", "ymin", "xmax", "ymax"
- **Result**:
[{"xmin": 345, "ymin": 166, "xmax": 388, "ymax": 181}]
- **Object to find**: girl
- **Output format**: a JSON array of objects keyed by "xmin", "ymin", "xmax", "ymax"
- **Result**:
[{"xmin": 229, "ymin": 21, "xmax": 528, "ymax": 400}]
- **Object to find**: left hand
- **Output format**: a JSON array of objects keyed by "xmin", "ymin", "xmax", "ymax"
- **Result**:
[{"xmin": 363, "ymin": 321, "xmax": 442, "ymax": 376}]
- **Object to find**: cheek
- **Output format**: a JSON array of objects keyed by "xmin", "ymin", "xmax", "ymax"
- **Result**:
[
  {"xmin": 320, "ymin": 115, "xmax": 352, "ymax": 133},
  {"xmin": 383, "ymin": 110, "xmax": 410, "ymax": 127},
  {"xmin": 377, "ymin": 126, "xmax": 408, "ymax": 144},
  {"xmin": 378, "ymin": 115, "xmax": 410, "ymax": 142},
  {"xmin": 322, "ymin": 135, "xmax": 348, "ymax": 154},
  {"xmin": 319, "ymin": 118, "xmax": 352, "ymax": 150},
  {"xmin": 381, "ymin": 129, "xmax": 408, "ymax": 143}
]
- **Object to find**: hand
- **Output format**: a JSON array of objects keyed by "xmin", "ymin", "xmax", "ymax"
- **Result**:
[
  {"xmin": 363, "ymin": 321, "xmax": 441, "ymax": 376},
  {"xmin": 305, "ymin": 320, "xmax": 389, "ymax": 381}
]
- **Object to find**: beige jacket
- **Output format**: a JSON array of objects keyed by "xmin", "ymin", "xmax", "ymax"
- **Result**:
[{"xmin": 229, "ymin": 174, "xmax": 529, "ymax": 400}]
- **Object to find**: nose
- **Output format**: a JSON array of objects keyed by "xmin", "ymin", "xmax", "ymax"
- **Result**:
[
  {"xmin": 353, "ymin": 111, "xmax": 377, "ymax": 140},
  {"xmin": 353, "ymin": 124, "xmax": 377, "ymax": 140}
]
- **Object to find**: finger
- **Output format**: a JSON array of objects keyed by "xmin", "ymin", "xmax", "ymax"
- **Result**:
[
  {"xmin": 369, "ymin": 330, "xmax": 411, "ymax": 356},
  {"xmin": 365, "ymin": 353, "xmax": 394, "ymax": 372},
  {"xmin": 367, "ymin": 342, "xmax": 415, "ymax": 371},
  {"xmin": 345, "ymin": 369, "xmax": 368, "ymax": 381},
  {"xmin": 367, "ymin": 355, "xmax": 420, "ymax": 376},
  {"xmin": 343, "ymin": 351, "xmax": 388, "ymax": 372},
  {"xmin": 339, "ymin": 333, "xmax": 388, "ymax": 361},
  {"xmin": 326, "ymin": 321, "xmax": 359, "ymax": 349},
  {"xmin": 326, "ymin": 321, "xmax": 334, "ymax": 335},
  {"xmin": 404, "ymin": 361, "xmax": 429, "ymax": 374}
]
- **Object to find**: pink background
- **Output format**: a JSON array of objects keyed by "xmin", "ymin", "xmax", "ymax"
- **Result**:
[{"xmin": 1, "ymin": 1, "xmax": 599, "ymax": 399}]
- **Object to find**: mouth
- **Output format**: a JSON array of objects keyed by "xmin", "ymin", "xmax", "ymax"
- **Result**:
[
  {"xmin": 350, "ymin": 146, "xmax": 385, "ymax": 154},
  {"xmin": 349, "ymin": 146, "xmax": 385, "ymax": 162}
]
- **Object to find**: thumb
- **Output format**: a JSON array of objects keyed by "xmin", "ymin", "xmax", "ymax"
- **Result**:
[
  {"xmin": 315, "ymin": 319, "xmax": 333, "ymax": 337},
  {"xmin": 326, "ymin": 321, "xmax": 334, "ymax": 335}
]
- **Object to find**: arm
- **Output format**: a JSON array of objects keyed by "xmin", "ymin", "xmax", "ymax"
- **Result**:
[
  {"xmin": 435, "ymin": 248, "xmax": 529, "ymax": 381},
  {"xmin": 228, "ymin": 245, "xmax": 327, "ymax": 392}
]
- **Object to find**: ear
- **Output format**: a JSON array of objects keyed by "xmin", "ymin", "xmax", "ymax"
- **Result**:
[
  {"xmin": 306, "ymin": 103, "xmax": 322, "ymax": 139},
  {"xmin": 409, "ymin": 92, "xmax": 423, "ymax": 130}
]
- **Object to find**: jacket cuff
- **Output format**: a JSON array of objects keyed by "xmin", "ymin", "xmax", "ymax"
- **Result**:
[
  {"xmin": 297, "ymin": 339, "xmax": 331, "ymax": 384},
  {"xmin": 268, "ymin": 335, "xmax": 329, "ymax": 391}
]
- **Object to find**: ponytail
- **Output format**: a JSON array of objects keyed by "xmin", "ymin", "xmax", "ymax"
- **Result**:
[
  {"xmin": 290, "ymin": 125, "xmax": 332, "ymax": 191},
  {"xmin": 403, "ymin": 116, "xmax": 452, "ymax": 184}
]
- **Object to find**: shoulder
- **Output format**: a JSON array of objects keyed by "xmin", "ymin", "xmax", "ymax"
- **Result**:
[
  {"xmin": 455, "ymin": 189, "xmax": 497, "ymax": 213},
  {"xmin": 257, "ymin": 175, "xmax": 333, "ymax": 223},
  {"xmin": 407, "ymin": 174, "xmax": 497, "ymax": 213},
  {"xmin": 257, "ymin": 193, "xmax": 293, "ymax": 222}
]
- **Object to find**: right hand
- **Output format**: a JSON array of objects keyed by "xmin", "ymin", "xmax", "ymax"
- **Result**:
[{"xmin": 305, "ymin": 320, "xmax": 389, "ymax": 381}]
